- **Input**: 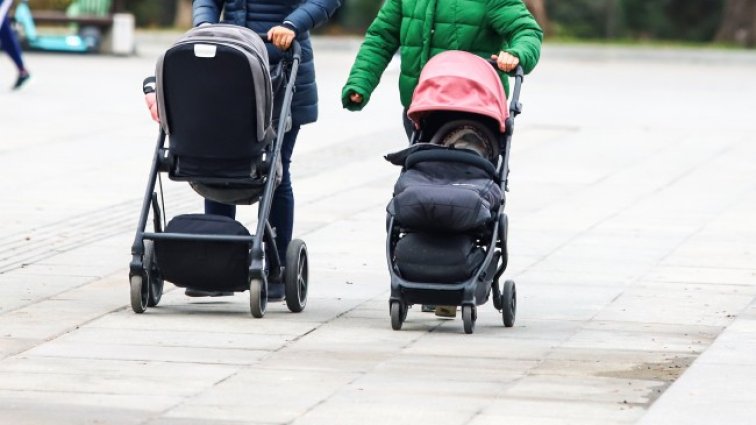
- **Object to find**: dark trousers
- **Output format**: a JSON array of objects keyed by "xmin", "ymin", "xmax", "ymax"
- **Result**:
[
  {"xmin": 205, "ymin": 125, "xmax": 300, "ymax": 263},
  {"xmin": 0, "ymin": 16, "xmax": 25, "ymax": 71}
]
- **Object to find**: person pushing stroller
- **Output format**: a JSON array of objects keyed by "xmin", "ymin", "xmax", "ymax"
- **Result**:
[{"xmin": 341, "ymin": 0, "xmax": 542, "ymax": 317}]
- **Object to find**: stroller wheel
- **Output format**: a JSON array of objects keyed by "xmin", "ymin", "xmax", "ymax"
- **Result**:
[
  {"xmin": 144, "ymin": 241, "xmax": 164, "ymax": 307},
  {"xmin": 249, "ymin": 278, "xmax": 267, "ymax": 318},
  {"xmin": 502, "ymin": 280, "xmax": 516, "ymax": 327},
  {"xmin": 130, "ymin": 275, "xmax": 148, "ymax": 314},
  {"xmin": 284, "ymin": 239, "xmax": 308, "ymax": 313},
  {"xmin": 390, "ymin": 301, "xmax": 407, "ymax": 331},
  {"xmin": 492, "ymin": 281, "xmax": 502, "ymax": 311},
  {"xmin": 462, "ymin": 305, "xmax": 476, "ymax": 334}
]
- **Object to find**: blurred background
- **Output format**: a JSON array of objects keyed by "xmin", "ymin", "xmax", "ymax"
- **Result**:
[{"xmin": 24, "ymin": 0, "xmax": 756, "ymax": 47}]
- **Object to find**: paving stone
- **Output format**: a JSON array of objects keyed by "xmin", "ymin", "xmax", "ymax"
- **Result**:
[
  {"xmin": 470, "ymin": 399, "xmax": 644, "ymax": 425},
  {"xmin": 164, "ymin": 368, "xmax": 358, "ymax": 424},
  {"xmin": 3, "ymin": 41, "xmax": 756, "ymax": 425}
]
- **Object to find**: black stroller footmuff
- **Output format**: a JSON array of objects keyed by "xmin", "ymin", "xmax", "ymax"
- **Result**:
[
  {"xmin": 387, "ymin": 145, "xmax": 502, "ymax": 233},
  {"xmin": 394, "ymin": 233, "xmax": 485, "ymax": 283}
]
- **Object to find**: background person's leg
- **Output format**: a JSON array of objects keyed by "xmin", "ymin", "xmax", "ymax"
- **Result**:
[
  {"xmin": 0, "ymin": 17, "xmax": 30, "ymax": 89},
  {"xmin": 269, "ymin": 125, "xmax": 300, "ymax": 264},
  {"xmin": 265, "ymin": 125, "xmax": 299, "ymax": 300}
]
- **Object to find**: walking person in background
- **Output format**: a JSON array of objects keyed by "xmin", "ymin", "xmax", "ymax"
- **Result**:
[
  {"xmin": 341, "ymin": 0, "xmax": 542, "ymax": 317},
  {"xmin": 0, "ymin": 0, "xmax": 30, "ymax": 90}
]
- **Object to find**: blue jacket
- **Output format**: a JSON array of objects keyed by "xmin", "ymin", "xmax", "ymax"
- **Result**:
[{"xmin": 193, "ymin": 0, "xmax": 340, "ymax": 125}]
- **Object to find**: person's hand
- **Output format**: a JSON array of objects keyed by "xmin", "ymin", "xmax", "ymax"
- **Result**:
[
  {"xmin": 491, "ymin": 51, "xmax": 520, "ymax": 72},
  {"xmin": 267, "ymin": 26, "xmax": 296, "ymax": 50},
  {"xmin": 349, "ymin": 93, "xmax": 363, "ymax": 104},
  {"xmin": 145, "ymin": 93, "xmax": 160, "ymax": 123}
]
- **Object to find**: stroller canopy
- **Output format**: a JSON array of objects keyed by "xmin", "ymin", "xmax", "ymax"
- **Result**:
[{"xmin": 408, "ymin": 51, "xmax": 509, "ymax": 132}]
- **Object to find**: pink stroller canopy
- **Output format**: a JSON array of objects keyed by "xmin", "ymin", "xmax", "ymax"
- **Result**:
[{"xmin": 408, "ymin": 51, "xmax": 509, "ymax": 132}]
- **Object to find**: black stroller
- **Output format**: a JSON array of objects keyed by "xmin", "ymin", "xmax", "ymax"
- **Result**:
[
  {"xmin": 385, "ymin": 51, "xmax": 525, "ymax": 334},
  {"xmin": 129, "ymin": 24, "xmax": 308, "ymax": 318}
]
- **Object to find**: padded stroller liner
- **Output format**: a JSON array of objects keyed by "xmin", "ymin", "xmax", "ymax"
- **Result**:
[
  {"xmin": 394, "ymin": 233, "xmax": 485, "ymax": 283},
  {"xmin": 155, "ymin": 214, "xmax": 251, "ymax": 291},
  {"xmin": 388, "ymin": 148, "xmax": 501, "ymax": 233}
]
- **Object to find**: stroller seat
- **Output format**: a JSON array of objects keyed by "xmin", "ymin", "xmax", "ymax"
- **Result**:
[{"xmin": 156, "ymin": 25, "xmax": 277, "ymax": 204}]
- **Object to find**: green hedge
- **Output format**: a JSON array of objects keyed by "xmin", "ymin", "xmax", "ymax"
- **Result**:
[
  {"xmin": 548, "ymin": 0, "xmax": 724, "ymax": 42},
  {"xmin": 44, "ymin": 0, "xmax": 724, "ymax": 44}
]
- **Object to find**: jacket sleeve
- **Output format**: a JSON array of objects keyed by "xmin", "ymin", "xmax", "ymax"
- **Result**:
[
  {"xmin": 487, "ymin": 0, "xmax": 543, "ymax": 74},
  {"xmin": 284, "ymin": 0, "xmax": 342, "ymax": 34},
  {"xmin": 340, "ymin": 0, "xmax": 401, "ymax": 111},
  {"xmin": 193, "ymin": 0, "xmax": 223, "ymax": 27}
]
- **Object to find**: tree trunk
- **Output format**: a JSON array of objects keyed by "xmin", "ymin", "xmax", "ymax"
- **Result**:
[
  {"xmin": 174, "ymin": 0, "xmax": 193, "ymax": 28},
  {"xmin": 716, "ymin": 0, "xmax": 756, "ymax": 47},
  {"xmin": 524, "ymin": 0, "xmax": 550, "ymax": 35}
]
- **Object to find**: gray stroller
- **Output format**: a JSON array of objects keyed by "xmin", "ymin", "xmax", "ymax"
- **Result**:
[{"xmin": 129, "ymin": 25, "xmax": 308, "ymax": 318}]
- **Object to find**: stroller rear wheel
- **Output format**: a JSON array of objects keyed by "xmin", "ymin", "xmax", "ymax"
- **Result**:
[
  {"xmin": 145, "ymin": 241, "xmax": 164, "ymax": 307},
  {"xmin": 130, "ymin": 240, "xmax": 162, "ymax": 313},
  {"xmin": 249, "ymin": 278, "xmax": 267, "ymax": 318},
  {"xmin": 462, "ymin": 305, "xmax": 477, "ymax": 334},
  {"xmin": 501, "ymin": 279, "xmax": 516, "ymax": 327},
  {"xmin": 284, "ymin": 239, "xmax": 308, "ymax": 313}
]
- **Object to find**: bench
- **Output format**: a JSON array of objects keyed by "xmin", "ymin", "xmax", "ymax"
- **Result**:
[
  {"xmin": 30, "ymin": 10, "xmax": 113, "ymax": 30},
  {"xmin": 26, "ymin": 0, "xmax": 134, "ymax": 54}
]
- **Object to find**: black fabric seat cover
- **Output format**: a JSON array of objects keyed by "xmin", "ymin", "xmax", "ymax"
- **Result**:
[
  {"xmin": 388, "ymin": 150, "xmax": 501, "ymax": 232},
  {"xmin": 394, "ymin": 233, "xmax": 485, "ymax": 283},
  {"xmin": 154, "ymin": 214, "xmax": 251, "ymax": 291}
]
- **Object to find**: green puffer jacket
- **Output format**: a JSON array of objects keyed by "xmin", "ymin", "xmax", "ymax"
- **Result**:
[{"xmin": 341, "ymin": 0, "xmax": 542, "ymax": 111}]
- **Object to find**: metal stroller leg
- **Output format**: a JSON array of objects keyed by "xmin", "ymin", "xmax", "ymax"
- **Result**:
[
  {"xmin": 129, "ymin": 131, "xmax": 166, "ymax": 314},
  {"xmin": 249, "ymin": 42, "xmax": 303, "ymax": 318}
]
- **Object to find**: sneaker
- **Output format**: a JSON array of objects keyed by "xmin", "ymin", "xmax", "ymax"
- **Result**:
[
  {"xmin": 185, "ymin": 288, "xmax": 234, "ymax": 297},
  {"xmin": 268, "ymin": 281, "xmax": 285, "ymax": 301},
  {"xmin": 12, "ymin": 72, "xmax": 30, "ymax": 90},
  {"xmin": 435, "ymin": 305, "xmax": 457, "ymax": 318},
  {"xmin": 421, "ymin": 305, "xmax": 436, "ymax": 313}
]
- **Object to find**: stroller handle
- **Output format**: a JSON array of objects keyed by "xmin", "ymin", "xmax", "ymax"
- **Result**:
[
  {"xmin": 488, "ymin": 59, "xmax": 525, "ymax": 117},
  {"xmin": 257, "ymin": 33, "xmax": 302, "ymax": 61},
  {"xmin": 509, "ymin": 65, "xmax": 524, "ymax": 117}
]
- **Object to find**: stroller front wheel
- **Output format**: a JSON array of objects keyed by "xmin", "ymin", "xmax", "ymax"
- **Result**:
[
  {"xmin": 130, "ymin": 275, "xmax": 148, "ymax": 314},
  {"xmin": 390, "ymin": 301, "xmax": 407, "ymax": 331},
  {"xmin": 462, "ymin": 305, "xmax": 477, "ymax": 334},
  {"xmin": 249, "ymin": 278, "xmax": 267, "ymax": 318}
]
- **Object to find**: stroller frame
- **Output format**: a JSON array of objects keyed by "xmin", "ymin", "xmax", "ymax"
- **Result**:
[
  {"xmin": 387, "ymin": 65, "xmax": 525, "ymax": 334},
  {"xmin": 129, "ymin": 39, "xmax": 304, "ymax": 318}
]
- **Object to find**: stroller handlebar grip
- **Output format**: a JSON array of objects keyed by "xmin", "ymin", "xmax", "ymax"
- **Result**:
[
  {"xmin": 509, "ymin": 65, "xmax": 524, "ymax": 117},
  {"xmin": 256, "ymin": 33, "xmax": 302, "ymax": 61}
]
